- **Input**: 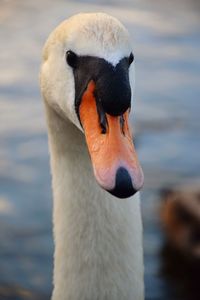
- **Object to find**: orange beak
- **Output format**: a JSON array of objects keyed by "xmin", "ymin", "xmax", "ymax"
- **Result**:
[{"xmin": 79, "ymin": 80, "xmax": 144, "ymax": 198}]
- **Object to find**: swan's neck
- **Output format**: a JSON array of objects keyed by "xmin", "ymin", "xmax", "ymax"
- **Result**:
[{"xmin": 45, "ymin": 103, "xmax": 144, "ymax": 300}]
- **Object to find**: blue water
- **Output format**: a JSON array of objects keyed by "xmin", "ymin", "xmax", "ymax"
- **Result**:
[{"xmin": 0, "ymin": 0, "xmax": 200, "ymax": 299}]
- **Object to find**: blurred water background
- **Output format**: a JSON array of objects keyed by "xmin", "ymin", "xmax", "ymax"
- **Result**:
[{"xmin": 0, "ymin": 0, "xmax": 200, "ymax": 299}]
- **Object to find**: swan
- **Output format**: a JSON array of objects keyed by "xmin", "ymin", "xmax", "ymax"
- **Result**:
[{"xmin": 40, "ymin": 12, "xmax": 144, "ymax": 300}]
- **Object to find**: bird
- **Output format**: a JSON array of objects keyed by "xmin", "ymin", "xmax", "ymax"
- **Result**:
[{"xmin": 40, "ymin": 12, "xmax": 144, "ymax": 300}]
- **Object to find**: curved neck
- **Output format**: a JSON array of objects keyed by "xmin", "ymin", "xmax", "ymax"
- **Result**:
[{"xmin": 45, "ymin": 103, "xmax": 144, "ymax": 300}]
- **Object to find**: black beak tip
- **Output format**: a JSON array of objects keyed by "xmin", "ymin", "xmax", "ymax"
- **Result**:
[{"xmin": 108, "ymin": 167, "xmax": 138, "ymax": 199}]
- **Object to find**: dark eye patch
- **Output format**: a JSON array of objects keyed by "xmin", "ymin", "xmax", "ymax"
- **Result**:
[
  {"xmin": 66, "ymin": 50, "xmax": 78, "ymax": 68},
  {"xmin": 128, "ymin": 53, "xmax": 134, "ymax": 65}
]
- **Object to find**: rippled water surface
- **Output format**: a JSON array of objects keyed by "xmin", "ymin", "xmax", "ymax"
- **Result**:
[{"xmin": 0, "ymin": 0, "xmax": 200, "ymax": 299}]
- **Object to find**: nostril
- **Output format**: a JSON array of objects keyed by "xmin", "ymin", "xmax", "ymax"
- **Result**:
[
  {"xmin": 120, "ymin": 115, "xmax": 125, "ymax": 135},
  {"xmin": 108, "ymin": 167, "xmax": 137, "ymax": 199},
  {"xmin": 94, "ymin": 91, "xmax": 108, "ymax": 134}
]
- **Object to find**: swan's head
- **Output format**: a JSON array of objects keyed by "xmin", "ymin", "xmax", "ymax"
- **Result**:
[{"xmin": 40, "ymin": 13, "xmax": 144, "ymax": 198}]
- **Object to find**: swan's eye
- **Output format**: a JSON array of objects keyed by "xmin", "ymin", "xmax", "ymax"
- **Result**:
[
  {"xmin": 128, "ymin": 53, "xmax": 134, "ymax": 65},
  {"xmin": 66, "ymin": 50, "xmax": 78, "ymax": 68}
]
